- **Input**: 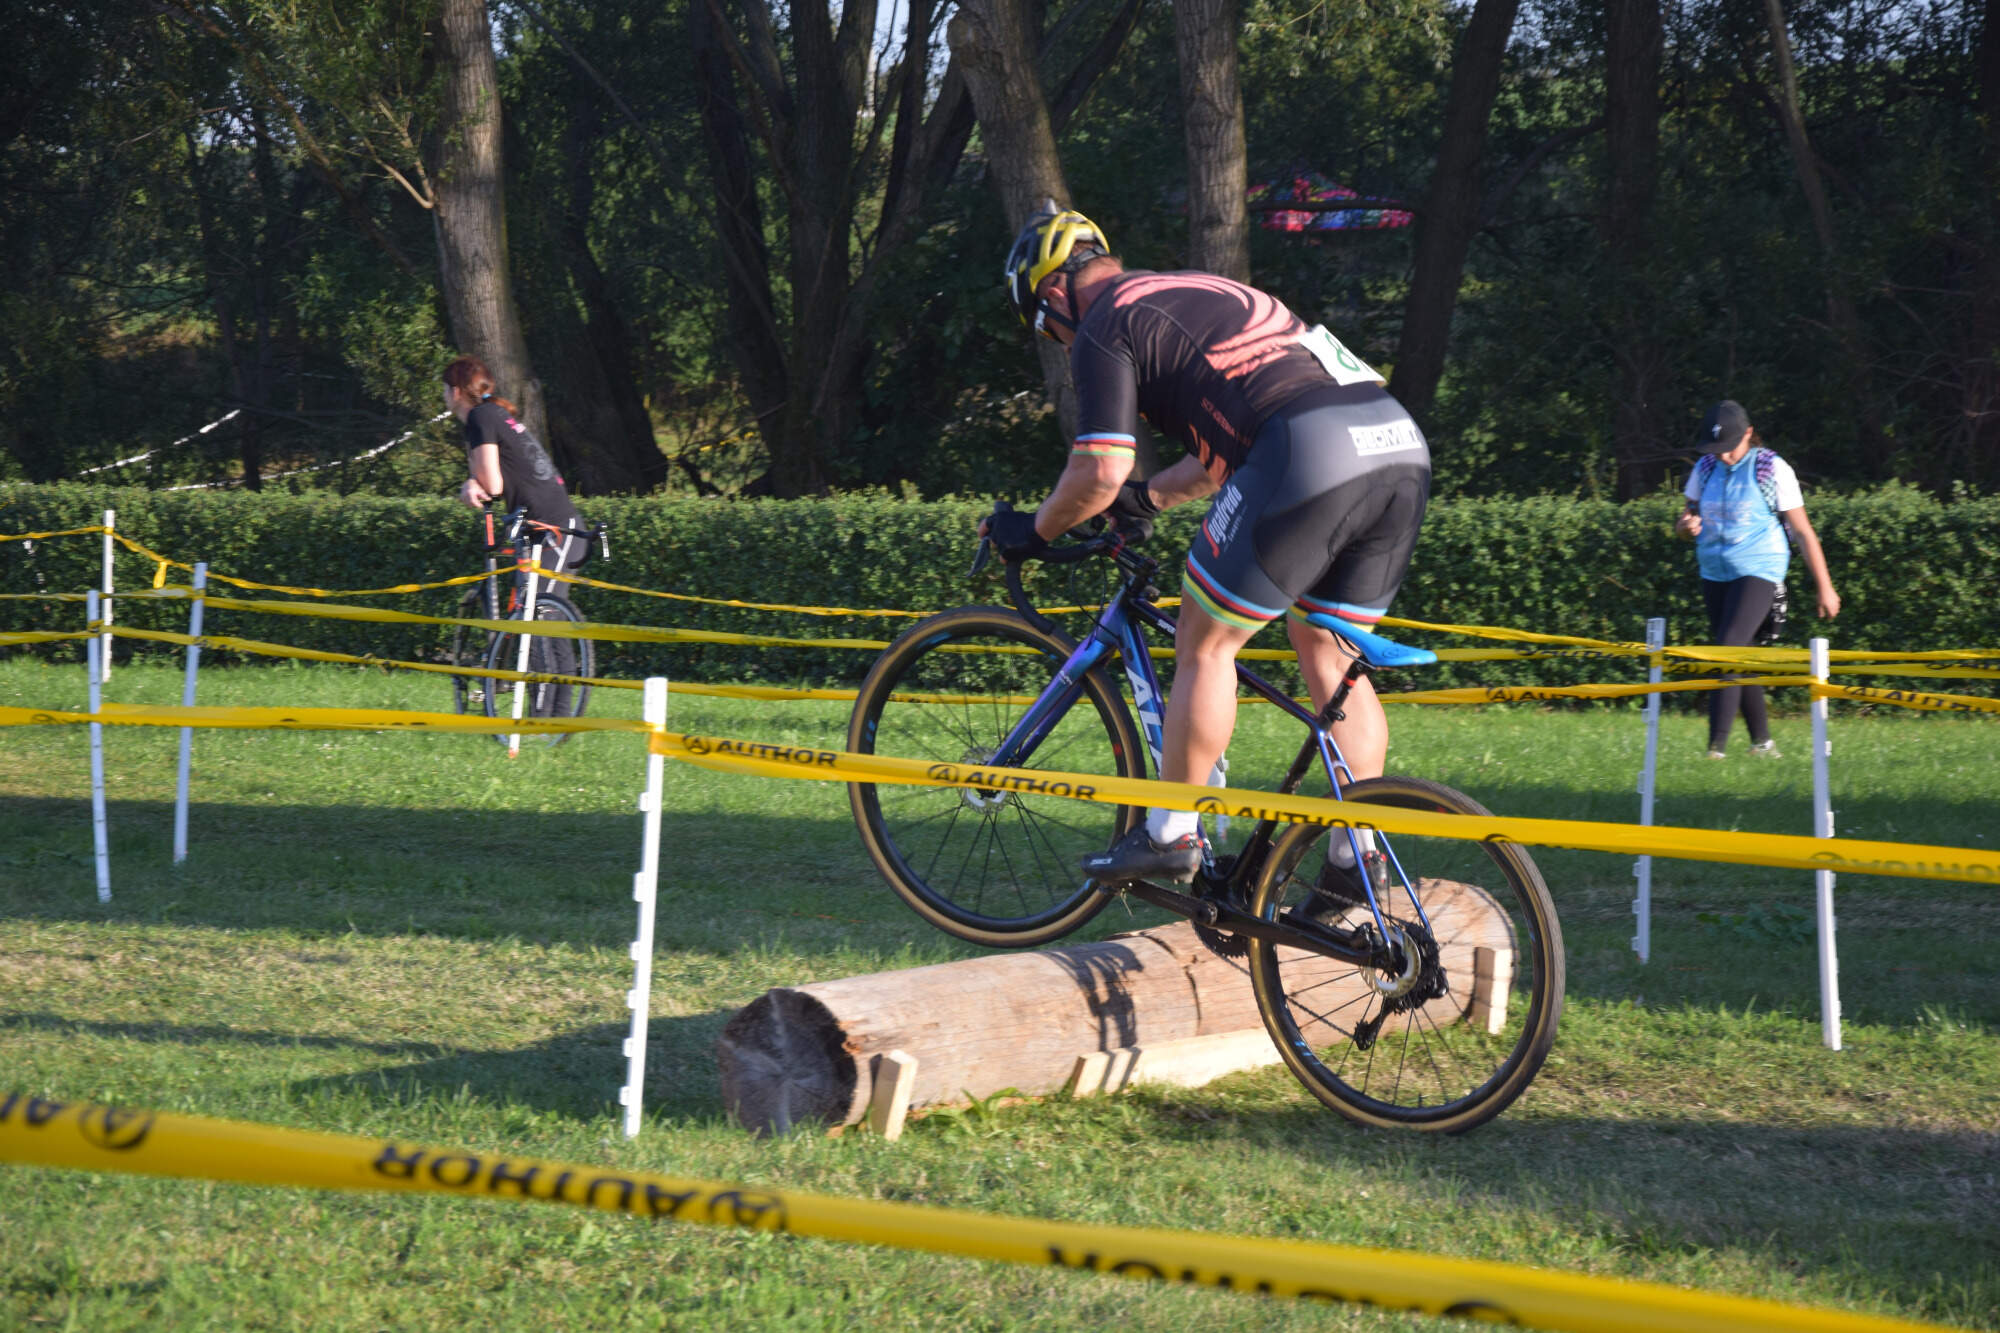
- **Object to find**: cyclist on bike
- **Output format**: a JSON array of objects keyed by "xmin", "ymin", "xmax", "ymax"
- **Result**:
[
  {"xmin": 987, "ymin": 202, "xmax": 1431, "ymax": 890},
  {"xmin": 444, "ymin": 355, "xmax": 591, "ymax": 575}
]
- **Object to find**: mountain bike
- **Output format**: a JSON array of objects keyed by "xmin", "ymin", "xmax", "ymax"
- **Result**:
[
  {"xmin": 448, "ymin": 507, "xmax": 609, "ymax": 751},
  {"xmin": 845, "ymin": 512, "xmax": 1563, "ymax": 1131}
]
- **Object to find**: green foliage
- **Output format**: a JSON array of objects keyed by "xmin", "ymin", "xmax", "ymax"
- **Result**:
[{"xmin": 6, "ymin": 483, "xmax": 1997, "ymax": 698}]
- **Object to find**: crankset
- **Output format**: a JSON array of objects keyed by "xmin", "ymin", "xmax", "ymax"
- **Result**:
[{"xmin": 1115, "ymin": 876, "xmax": 1377, "ymax": 967}]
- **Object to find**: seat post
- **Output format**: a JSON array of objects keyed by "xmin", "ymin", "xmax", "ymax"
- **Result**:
[{"xmin": 1317, "ymin": 658, "xmax": 1372, "ymax": 728}]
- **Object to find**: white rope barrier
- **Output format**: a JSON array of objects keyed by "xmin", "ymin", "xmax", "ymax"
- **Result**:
[
  {"xmin": 163, "ymin": 412, "xmax": 449, "ymax": 492},
  {"xmin": 71, "ymin": 409, "xmax": 243, "ymax": 477}
]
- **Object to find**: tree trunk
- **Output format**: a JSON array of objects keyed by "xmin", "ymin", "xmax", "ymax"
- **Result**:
[
  {"xmin": 775, "ymin": 0, "xmax": 874, "ymax": 497},
  {"xmin": 433, "ymin": 0, "xmax": 545, "ymax": 443},
  {"xmin": 1389, "ymin": 0, "xmax": 1522, "ymax": 424},
  {"xmin": 551, "ymin": 93, "xmax": 667, "ymax": 494},
  {"xmin": 1762, "ymin": 0, "xmax": 1876, "ymax": 453},
  {"xmin": 1175, "ymin": 0, "xmax": 1250, "ymax": 282},
  {"xmin": 1603, "ymin": 0, "xmax": 1666, "ymax": 499},
  {"xmin": 186, "ymin": 129, "xmax": 256, "ymax": 490},
  {"xmin": 691, "ymin": 0, "xmax": 789, "ymax": 482},
  {"xmin": 949, "ymin": 0, "xmax": 1080, "ymax": 438},
  {"xmin": 1964, "ymin": 0, "xmax": 2000, "ymax": 488}
]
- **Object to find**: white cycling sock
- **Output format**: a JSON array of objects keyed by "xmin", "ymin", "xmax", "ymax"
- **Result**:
[
  {"xmin": 1146, "ymin": 807, "xmax": 1199, "ymax": 844},
  {"xmin": 1325, "ymin": 829, "xmax": 1377, "ymax": 867}
]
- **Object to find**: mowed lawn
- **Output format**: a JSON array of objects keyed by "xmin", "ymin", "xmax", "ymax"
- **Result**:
[{"xmin": 1, "ymin": 656, "xmax": 1995, "ymax": 1331}]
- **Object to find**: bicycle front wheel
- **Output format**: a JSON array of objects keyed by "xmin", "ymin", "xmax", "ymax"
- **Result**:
[
  {"xmin": 1247, "ymin": 776, "xmax": 1564, "ymax": 1132},
  {"xmin": 449, "ymin": 587, "xmax": 490, "ymax": 717},
  {"xmin": 847, "ymin": 606, "xmax": 1143, "ymax": 947},
  {"xmin": 481, "ymin": 596, "xmax": 595, "ymax": 748}
]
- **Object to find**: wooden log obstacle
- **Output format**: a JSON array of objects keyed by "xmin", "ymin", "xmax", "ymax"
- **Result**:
[{"xmin": 716, "ymin": 880, "xmax": 1512, "ymax": 1138}]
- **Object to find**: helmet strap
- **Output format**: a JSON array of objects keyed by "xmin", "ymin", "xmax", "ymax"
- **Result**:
[{"xmin": 1033, "ymin": 297, "xmax": 1078, "ymax": 341}]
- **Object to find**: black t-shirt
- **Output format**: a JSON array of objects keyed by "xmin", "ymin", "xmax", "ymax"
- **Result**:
[
  {"xmin": 1069, "ymin": 270, "xmax": 1369, "ymax": 482},
  {"xmin": 463, "ymin": 400, "xmax": 579, "ymax": 530}
]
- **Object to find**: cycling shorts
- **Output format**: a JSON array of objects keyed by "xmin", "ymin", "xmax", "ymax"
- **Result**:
[{"xmin": 1180, "ymin": 383, "xmax": 1430, "ymax": 633}]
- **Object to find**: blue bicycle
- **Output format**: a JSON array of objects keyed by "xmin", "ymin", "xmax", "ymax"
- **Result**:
[{"xmin": 846, "ymin": 515, "xmax": 1563, "ymax": 1130}]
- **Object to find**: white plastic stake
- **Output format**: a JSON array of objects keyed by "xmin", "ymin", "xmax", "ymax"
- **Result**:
[
  {"xmin": 507, "ymin": 558, "xmax": 541, "ymax": 758},
  {"xmin": 620, "ymin": 676, "xmax": 669, "ymax": 1139},
  {"xmin": 173, "ymin": 563, "xmax": 208, "ymax": 864},
  {"xmin": 1810, "ymin": 637, "xmax": 1841, "ymax": 1050},
  {"xmin": 1631, "ymin": 617, "xmax": 1665, "ymax": 962},
  {"xmin": 86, "ymin": 591, "xmax": 111, "ymax": 902},
  {"xmin": 100, "ymin": 509, "xmax": 115, "ymax": 683}
]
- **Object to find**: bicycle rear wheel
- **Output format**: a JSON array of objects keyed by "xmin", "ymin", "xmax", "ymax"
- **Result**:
[
  {"xmin": 847, "ymin": 606, "xmax": 1143, "ymax": 947},
  {"xmin": 481, "ymin": 596, "xmax": 595, "ymax": 748},
  {"xmin": 1247, "ymin": 776, "xmax": 1563, "ymax": 1132}
]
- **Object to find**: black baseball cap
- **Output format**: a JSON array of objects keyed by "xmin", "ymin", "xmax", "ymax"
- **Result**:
[{"xmin": 1697, "ymin": 400, "xmax": 1751, "ymax": 448}]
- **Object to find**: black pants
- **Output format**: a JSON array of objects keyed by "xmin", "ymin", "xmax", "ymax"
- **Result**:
[{"xmin": 1701, "ymin": 576, "xmax": 1777, "ymax": 749}]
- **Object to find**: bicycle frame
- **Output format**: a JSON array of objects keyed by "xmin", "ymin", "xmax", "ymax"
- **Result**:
[{"xmin": 988, "ymin": 550, "xmax": 1431, "ymax": 943}]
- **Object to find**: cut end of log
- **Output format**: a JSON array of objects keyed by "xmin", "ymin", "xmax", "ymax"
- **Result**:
[{"xmin": 716, "ymin": 988, "xmax": 866, "ymax": 1136}]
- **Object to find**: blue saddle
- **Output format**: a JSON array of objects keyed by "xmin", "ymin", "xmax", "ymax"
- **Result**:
[{"xmin": 1300, "ymin": 613, "xmax": 1437, "ymax": 669}]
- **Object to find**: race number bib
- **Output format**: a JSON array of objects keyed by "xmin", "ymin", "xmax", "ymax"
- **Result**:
[{"xmin": 1297, "ymin": 324, "xmax": 1384, "ymax": 387}]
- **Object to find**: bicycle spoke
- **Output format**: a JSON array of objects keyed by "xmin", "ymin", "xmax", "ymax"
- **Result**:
[{"xmin": 1250, "ymin": 778, "xmax": 1562, "ymax": 1130}]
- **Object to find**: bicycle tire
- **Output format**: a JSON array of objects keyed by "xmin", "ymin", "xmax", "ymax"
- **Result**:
[
  {"xmin": 1247, "ymin": 776, "xmax": 1564, "ymax": 1132},
  {"xmin": 449, "ymin": 587, "xmax": 489, "ymax": 717},
  {"xmin": 480, "ymin": 595, "xmax": 595, "ymax": 748},
  {"xmin": 847, "ymin": 606, "xmax": 1144, "ymax": 947}
]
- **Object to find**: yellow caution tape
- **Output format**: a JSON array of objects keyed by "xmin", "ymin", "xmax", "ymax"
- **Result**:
[
  {"xmin": 173, "ymin": 593, "xmax": 898, "ymax": 651},
  {"xmin": 0, "ymin": 526, "xmax": 108, "ymax": 543},
  {"xmin": 524, "ymin": 566, "xmax": 934, "ymax": 617},
  {"xmin": 101, "ymin": 531, "xmax": 492, "ymax": 597},
  {"xmin": 0, "ymin": 1095, "xmax": 1951, "ymax": 1333},
  {"xmin": 0, "ymin": 630, "xmax": 93, "ymax": 647},
  {"xmin": 1810, "ymin": 683, "xmax": 2000, "ymax": 715},
  {"xmin": 2, "ymin": 695, "xmax": 1990, "ymax": 876},
  {"xmin": 105, "ymin": 626, "xmax": 646, "ymax": 694},
  {"xmin": 0, "ymin": 702, "xmax": 644, "ymax": 737},
  {"xmin": 100, "ymin": 626, "xmax": 869, "ymax": 705},
  {"xmin": 1382, "ymin": 677, "xmax": 1803, "ymax": 705},
  {"xmin": 651, "ymin": 730, "xmax": 2000, "ymax": 883},
  {"xmin": 1379, "ymin": 614, "xmax": 1644, "ymax": 651}
]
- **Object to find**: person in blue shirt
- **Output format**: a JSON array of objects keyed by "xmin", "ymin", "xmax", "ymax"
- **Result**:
[{"xmin": 1673, "ymin": 400, "xmax": 1841, "ymax": 758}]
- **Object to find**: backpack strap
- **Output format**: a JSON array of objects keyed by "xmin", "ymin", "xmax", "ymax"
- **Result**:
[{"xmin": 1752, "ymin": 447, "xmax": 1781, "ymax": 515}]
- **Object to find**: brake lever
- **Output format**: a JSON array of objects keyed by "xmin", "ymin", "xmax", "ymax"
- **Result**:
[{"xmin": 972, "ymin": 498, "xmax": 1014, "ymax": 578}]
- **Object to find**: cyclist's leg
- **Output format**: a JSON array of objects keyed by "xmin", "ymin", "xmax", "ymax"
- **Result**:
[
  {"xmin": 1287, "ymin": 621, "xmax": 1382, "ymax": 780},
  {"xmin": 1704, "ymin": 575, "xmax": 1776, "ymax": 751},
  {"xmin": 1159, "ymin": 602, "xmax": 1259, "ymax": 787}
]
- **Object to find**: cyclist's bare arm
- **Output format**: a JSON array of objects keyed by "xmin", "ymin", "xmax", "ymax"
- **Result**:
[
  {"xmin": 986, "ymin": 451, "xmax": 1133, "ymax": 543},
  {"xmin": 461, "ymin": 444, "xmax": 504, "ymax": 510},
  {"xmin": 1142, "ymin": 455, "xmax": 1221, "ymax": 510}
]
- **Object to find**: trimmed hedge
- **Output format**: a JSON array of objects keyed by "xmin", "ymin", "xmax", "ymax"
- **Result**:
[{"xmin": 4, "ymin": 482, "xmax": 1997, "ymax": 697}]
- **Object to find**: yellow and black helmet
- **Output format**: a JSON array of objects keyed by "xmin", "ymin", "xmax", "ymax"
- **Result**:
[{"xmin": 1003, "ymin": 199, "xmax": 1110, "ymax": 336}]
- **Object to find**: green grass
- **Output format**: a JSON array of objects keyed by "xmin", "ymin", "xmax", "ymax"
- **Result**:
[{"xmin": 1, "ymin": 657, "xmax": 1996, "ymax": 1331}]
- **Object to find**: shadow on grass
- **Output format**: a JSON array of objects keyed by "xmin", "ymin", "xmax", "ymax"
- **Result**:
[
  {"xmin": 7, "ymin": 785, "xmax": 1997, "ymax": 1029},
  {"xmin": 283, "ymin": 1013, "xmax": 731, "ymax": 1123}
]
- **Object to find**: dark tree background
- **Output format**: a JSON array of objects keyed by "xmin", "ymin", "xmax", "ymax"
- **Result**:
[{"xmin": 3, "ymin": 0, "xmax": 1995, "ymax": 501}]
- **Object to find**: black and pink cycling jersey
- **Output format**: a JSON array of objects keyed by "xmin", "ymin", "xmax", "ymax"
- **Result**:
[{"xmin": 1067, "ymin": 270, "xmax": 1337, "ymax": 481}]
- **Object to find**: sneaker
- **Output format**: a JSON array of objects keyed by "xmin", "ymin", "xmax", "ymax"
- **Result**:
[
  {"xmin": 1705, "ymin": 748, "xmax": 1727, "ymax": 760},
  {"xmin": 1308, "ymin": 849, "xmax": 1389, "ymax": 916},
  {"xmin": 1749, "ymin": 740, "xmax": 1781, "ymax": 758},
  {"xmin": 1079, "ymin": 825, "xmax": 1201, "ymax": 884}
]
